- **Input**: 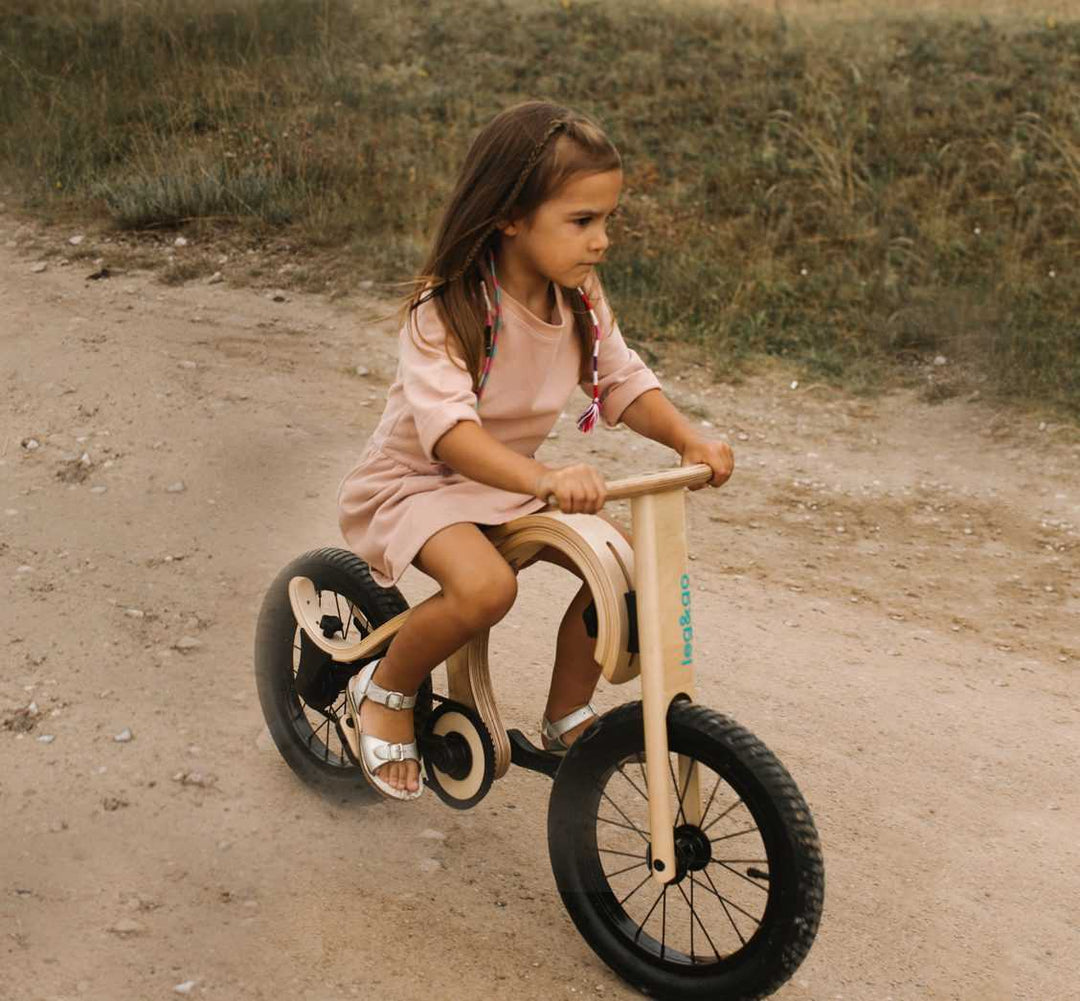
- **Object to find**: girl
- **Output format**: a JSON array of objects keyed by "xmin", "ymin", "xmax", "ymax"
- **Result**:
[{"xmin": 337, "ymin": 101, "xmax": 734, "ymax": 801}]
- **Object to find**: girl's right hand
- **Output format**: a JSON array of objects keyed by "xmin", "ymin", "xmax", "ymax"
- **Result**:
[{"xmin": 533, "ymin": 464, "xmax": 607, "ymax": 514}]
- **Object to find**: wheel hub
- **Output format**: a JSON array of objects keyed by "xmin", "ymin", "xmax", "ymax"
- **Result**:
[{"xmin": 645, "ymin": 825, "xmax": 712, "ymax": 884}]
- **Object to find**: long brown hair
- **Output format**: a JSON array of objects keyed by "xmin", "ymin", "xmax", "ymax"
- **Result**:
[{"xmin": 407, "ymin": 101, "xmax": 621, "ymax": 389}]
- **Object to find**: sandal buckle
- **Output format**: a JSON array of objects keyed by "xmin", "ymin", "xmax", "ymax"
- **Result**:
[{"xmin": 385, "ymin": 691, "xmax": 405, "ymax": 710}]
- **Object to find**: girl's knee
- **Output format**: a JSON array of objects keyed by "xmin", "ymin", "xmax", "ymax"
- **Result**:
[{"xmin": 447, "ymin": 560, "xmax": 518, "ymax": 630}]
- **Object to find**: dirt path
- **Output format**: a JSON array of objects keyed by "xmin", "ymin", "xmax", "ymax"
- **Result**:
[{"xmin": 1, "ymin": 221, "xmax": 1077, "ymax": 1001}]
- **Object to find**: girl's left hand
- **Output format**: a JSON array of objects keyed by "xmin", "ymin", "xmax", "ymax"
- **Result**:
[{"xmin": 679, "ymin": 434, "xmax": 735, "ymax": 489}]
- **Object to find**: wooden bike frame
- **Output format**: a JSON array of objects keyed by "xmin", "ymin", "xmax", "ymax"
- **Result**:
[{"xmin": 288, "ymin": 463, "xmax": 714, "ymax": 886}]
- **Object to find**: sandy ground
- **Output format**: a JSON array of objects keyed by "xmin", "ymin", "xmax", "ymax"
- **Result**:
[{"xmin": 1, "ymin": 219, "xmax": 1078, "ymax": 1001}]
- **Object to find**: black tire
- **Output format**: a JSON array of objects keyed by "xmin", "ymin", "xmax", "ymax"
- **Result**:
[
  {"xmin": 254, "ymin": 547, "xmax": 430, "ymax": 795},
  {"xmin": 548, "ymin": 700, "xmax": 823, "ymax": 1001}
]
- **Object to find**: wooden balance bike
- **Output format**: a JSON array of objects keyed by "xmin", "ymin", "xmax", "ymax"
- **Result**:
[{"xmin": 254, "ymin": 463, "xmax": 823, "ymax": 1001}]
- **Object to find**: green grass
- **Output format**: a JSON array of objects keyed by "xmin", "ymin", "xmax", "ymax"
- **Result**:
[{"xmin": 1, "ymin": 1, "xmax": 1078, "ymax": 414}]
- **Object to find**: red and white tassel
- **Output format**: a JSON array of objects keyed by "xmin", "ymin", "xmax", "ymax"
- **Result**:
[{"xmin": 576, "ymin": 287, "xmax": 602, "ymax": 433}]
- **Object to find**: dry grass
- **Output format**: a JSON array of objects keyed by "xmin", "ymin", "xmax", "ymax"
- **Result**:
[{"xmin": 1, "ymin": 0, "xmax": 1077, "ymax": 414}]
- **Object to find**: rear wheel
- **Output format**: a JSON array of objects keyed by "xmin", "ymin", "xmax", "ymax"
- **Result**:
[{"xmin": 254, "ymin": 547, "xmax": 431, "ymax": 793}]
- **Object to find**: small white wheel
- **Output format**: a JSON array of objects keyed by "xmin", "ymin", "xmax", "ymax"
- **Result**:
[{"xmin": 421, "ymin": 702, "xmax": 496, "ymax": 809}]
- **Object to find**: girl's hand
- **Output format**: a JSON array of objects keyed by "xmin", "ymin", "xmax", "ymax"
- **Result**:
[
  {"xmin": 534, "ymin": 463, "xmax": 607, "ymax": 514},
  {"xmin": 679, "ymin": 434, "xmax": 735, "ymax": 489}
]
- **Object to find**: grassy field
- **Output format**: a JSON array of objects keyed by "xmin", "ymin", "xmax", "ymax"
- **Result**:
[{"xmin": 1, "ymin": 1, "xmax": 1077, "ymax": 412}]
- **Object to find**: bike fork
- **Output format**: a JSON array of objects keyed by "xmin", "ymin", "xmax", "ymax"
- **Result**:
[{"xmin": 632, "ymin": 487, "xmax": 703, "ymax": 885}]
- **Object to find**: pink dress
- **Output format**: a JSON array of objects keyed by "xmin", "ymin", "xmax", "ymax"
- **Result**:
[{"xmin": 337, "ymin": 278, "xmax": 661, "ymax": 587}]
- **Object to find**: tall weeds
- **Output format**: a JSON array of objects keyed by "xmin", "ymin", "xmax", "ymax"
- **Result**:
[{"xmin": 1, "ymin": 1, "xmax": 1077, "ymax": 412}]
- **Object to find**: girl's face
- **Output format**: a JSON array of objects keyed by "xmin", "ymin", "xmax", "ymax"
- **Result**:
[{"xmin": 501, "ymin": 168, "xmax": 623, "ymax": 288}]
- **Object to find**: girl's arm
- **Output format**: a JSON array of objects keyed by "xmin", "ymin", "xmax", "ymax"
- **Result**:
[
  {"xmin": 435, "ymin": 422, "xmax": 607, "ymax": 512},
  {"xmin": 434, "ymin": 421, "xmax": 548, "ymax": 496},
  {"xmin": 619, "ymin": 388, "xmax": 735, "ymax": 488}
]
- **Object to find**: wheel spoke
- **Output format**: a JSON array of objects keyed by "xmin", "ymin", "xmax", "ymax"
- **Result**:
[
  {"xmin": 679, "ymin": 876, "xmax": 723, "ymax": 961},
  {"xmin": 633, "ymin": 886, "xmax": 666, "ymax": 944},
  {"xmin": 702, "ymin": 794, "xmax": 746, "ymax": 834},
  {"xmin": 618, "ymin": 870, "xmax": 654, "ymax": 908},
  {"xmin": 615, "ymin": 762, "xmax": 648, "ymax": 802},
  {"xmin": 709, "ymin": 825, "xmax": 759, "ymax": 844},
  {"xmin": 598, "ymin": 847, "xmax": 648, "ymax": 860},
  {"xmin": 711, "ymin": 860, "xmax": 770, "ymax": 893},
  {"xmin": 597, "ymin": 815, "xmax": 647, "ymax": 836},
  {"xmin": 660, "ymin": 883, "xmax": 667, "ymax": 961},
  {"xmin": 699, "ymin": 868, "xmax": 762, "ymax": 929},
  {"xmin": 668, "ymin": 755, "xmax": 694, "ymax": 828},
  {"xmin": 700, "ymin": 772, "xmax": 724, "ymax": 827},
  {"xmin": 600, "ymin": 790, "xmax": 650, "ymax": 846},
  {"xmin": 603, "ymin": 859, "xmax": 649, "ymax": 880}
]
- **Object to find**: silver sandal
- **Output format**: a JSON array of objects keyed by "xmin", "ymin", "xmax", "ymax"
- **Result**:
[
  {"xmin": 541, "ymin": 702, "xmax": 599, "ymax": 756},
  {"xmin": 344, "ymin": 659, "xmax": 423, "ymax": 801}
]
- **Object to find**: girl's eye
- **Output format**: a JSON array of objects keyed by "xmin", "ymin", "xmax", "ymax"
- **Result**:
[{"xmin": 574, "ymin": 217, "xmax": 591, "ymax": 227}]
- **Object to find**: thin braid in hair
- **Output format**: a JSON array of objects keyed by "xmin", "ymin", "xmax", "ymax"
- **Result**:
[{"xmin": 448, "ymin": 119, "xmax": 568, "ymax": 283}]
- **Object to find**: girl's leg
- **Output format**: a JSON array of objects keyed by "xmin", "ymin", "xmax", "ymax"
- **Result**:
[
  {"xmin": 360, "ymin": 523, "xmax": 518, "ymax": 793},
  {"xmin": 544, "ymin": 578, "xmax": 603, "ymax": 744},
  {"xmin": 534, "ymin": 514, "xmax": 633, "ymax": 747}
]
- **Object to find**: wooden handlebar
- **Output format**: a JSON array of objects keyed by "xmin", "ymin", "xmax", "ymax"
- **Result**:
[
  {"xmin": 604, "ymin": 463, "xmax": 713, "ymax": 500},
  {"xmin": 544, "ymin": 463, "xmax": 714, "ymax": 508}
]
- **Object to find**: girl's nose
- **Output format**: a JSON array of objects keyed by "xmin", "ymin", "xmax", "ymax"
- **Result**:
[{"xmin": 590, "ymin": 227, "xmax": 610, "ymax": 253}]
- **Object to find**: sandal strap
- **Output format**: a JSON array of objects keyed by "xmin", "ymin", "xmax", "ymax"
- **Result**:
[
  {"xmin": 364, "ymin": 736, "xmax": 420, "ymax": 764},
  {"xmin": 542, "ymin": 702, "xmax": 598, "ymax": 742},
  {"xmin": 357, "ymin": 660, "xmax": 416, "ymax": 711}
]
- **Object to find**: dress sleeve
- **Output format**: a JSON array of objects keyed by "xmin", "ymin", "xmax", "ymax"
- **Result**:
[
  {"xmin": 579, "ymin": 278, "xmax": 662, "ymax": 427},
  {"xmin": 400, "ymin": 301, "xmax": 482, "ymax": 462}
]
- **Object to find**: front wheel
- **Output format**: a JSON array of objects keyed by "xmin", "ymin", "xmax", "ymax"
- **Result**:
[{"xmin": 547, "ymin": 700, "xmax": 823, "ymax": 1001}]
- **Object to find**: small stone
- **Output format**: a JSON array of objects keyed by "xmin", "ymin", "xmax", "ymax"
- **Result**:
[
  {"xmin": 700, "ymin": 420, "xmax": 713, "ymax": 428},
  {"xmin": 109, "ymin": 918, "xmax": 143, "ymax": 936},
  {"xmin": 125, "ymin": 608, "xmax": 145, "ymax": 618},
  {"xmin": 178, "ymin": 360, "xmax": 197, "ymax": 370},
  {"xmin": 736, "ymin": 432, "xmax": 749, "ymax": 441},
  {"xmin": 37, "ymin": 734, "xmax": 55, "ymax": 744},
  {"xmin": 165, "ymin": 481, "xmax": 186, "ymax": 494},
  {"xmin": 419, "ymin": 829, "xmax": 446, "ymax": 841},
  {"xmin": 790, "ymin": 380, "xmax": 798, "ymax": 390},
  {"xmin": 69, "ymin": 234, "xmax": 85, "ymax": 246},
  {"xmin": 269, "ymin": 289, "xmax": 287, "ymax": 302},
  {"xmin": 174, "ymin": 236, "xmax": 188, "ymax": 247},
  {"xmin": 173, "ymin": 980, "xmax": 197, "ymax": 995},
  {"xmin": 16, "ymin": 565, "xmax": 33, "ymax": 573},
  {"xmin": 354, "ymin": 365, "xmax": 370, "ymax": 377},
  {"xmin": 418, "ymin": 857, "xmax": 442, "ymax": 873},
  {"xmin": 547, "ymin": 431, "xmax": 558, "ymax": 439},
  {"xmin": 90, "ymin": 485, "xmax": 107, "ymax": 494},
  {"xmin": 933, "ymin": 355, "xmax": 947, "ymax": 366},
  {"xmin": 21, "ymin": 437, "xmax": 40, "ymax": 450},
  {"xmin": 173, "ymin": 636, "xmax": 202, "ymax": 652},
  {"xmin": 359, "ymin": 280, "xmax": 374, "ymax": 290},
  {"xmin": 114, "ymin": 728, "xmax": 133, "ymax": 743},
  {"xmin": 30, "ymin": 261, "xmax": 47, "ymax": 274}
]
